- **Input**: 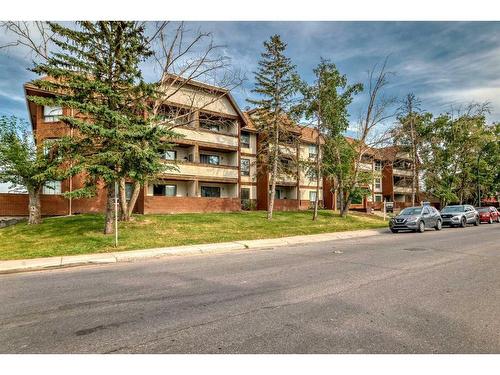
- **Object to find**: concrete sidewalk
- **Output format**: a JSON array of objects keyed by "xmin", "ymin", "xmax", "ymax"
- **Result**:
[{"xmin": 0, "ymin": 228, "xmax": 388, "ymax": 274}]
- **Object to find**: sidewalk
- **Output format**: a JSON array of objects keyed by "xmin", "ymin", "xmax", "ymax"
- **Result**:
[{"xmin": 0, "ymin": 228, "xmax": 388, "ymax": 274}]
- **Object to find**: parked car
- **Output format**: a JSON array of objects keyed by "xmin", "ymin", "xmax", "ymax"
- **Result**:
[
  {"xmin": 476, "ymin": 206, "xmax": 500, "ymax": 224},
  {"xmin": 440, "ymin": 205, "xmax": 479, "ymax": 227},
  {"xmin": 389, "ymin": 205, "xmax": 442, "ymax": 233}
]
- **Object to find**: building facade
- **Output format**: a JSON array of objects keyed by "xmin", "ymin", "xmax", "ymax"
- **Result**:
[{"xmin": 0, "ymin": 77, "xmax": 415, "ymax": 216}]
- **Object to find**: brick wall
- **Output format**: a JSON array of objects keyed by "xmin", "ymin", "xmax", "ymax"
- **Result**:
[
  {"xmin": 0, "ymin": 193, "xmax": 68, "ymax": 216},
  {"xmin": 274, "ymin": 199, "xmax": 300, "ymax": 211},
  {"xmin": 143, "ymin": 196, "xmax": 241, "ymax": 214}
]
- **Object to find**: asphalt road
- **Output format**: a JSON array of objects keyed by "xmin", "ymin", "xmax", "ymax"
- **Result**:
[{"xmin": 1, "ymin": 224, "xmax": 499, "ymax": 353}]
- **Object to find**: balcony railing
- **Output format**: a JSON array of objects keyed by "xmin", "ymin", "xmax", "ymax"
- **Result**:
[
  {"xmin": 393, "ymin": 186, "xmax": 413, "ymax": 194},
  {"xmin": 393, "ymin": 168, "xmax": 413, "ymax": 177},
  {"xmin": 174, "ymin": 127, "xmax": 238, "ymax": 148},
  {"xmin": 163, "ymin": 161, "xmax": 238, "ymax": 180}
]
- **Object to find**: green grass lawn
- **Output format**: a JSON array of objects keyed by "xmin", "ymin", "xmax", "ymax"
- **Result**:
[{"xmin": 0, "ymin": 210, "xmax": 387, "ymax": 260}]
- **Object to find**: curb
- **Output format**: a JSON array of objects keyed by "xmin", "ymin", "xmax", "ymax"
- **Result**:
[{"xmin": 0, "ymin": 228, "xmax": 388, "ymax": 274}]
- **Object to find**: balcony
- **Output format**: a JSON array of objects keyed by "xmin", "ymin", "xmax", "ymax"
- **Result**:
[
  {"xmin": 174, "ymin": 127, "xmax": 238, "ymax": 149},
  {"xmin": 393, "ymin": 186, "xmax": 413, "ymax": 194},
  {"xmin": 162, "ymin": 161, "xmax": 238, "ymax": 182},
  {"xmin": 358, "ymin": 162, "xmax": 373, "ymax": 171},
  {"xmin": 393, "ymin": 168, "xmax": 413, "ymax": 177}
]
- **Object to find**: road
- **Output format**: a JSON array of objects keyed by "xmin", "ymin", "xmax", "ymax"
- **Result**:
[{"xmin": 1, "ymin": 224, "xmax": 499, "ymax": 353}]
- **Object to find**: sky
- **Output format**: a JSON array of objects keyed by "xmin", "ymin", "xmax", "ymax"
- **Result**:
[{"xmin": 1, "ymin": 21, "xmax": 500, "ymax": 128}]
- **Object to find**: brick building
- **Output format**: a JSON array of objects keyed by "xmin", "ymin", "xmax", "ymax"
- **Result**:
[{"xmin": 0, "ymin": 76, "xmax": 415, "ymax": 216}]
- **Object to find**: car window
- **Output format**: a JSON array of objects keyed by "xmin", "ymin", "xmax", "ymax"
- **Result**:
[{"xmin": 423, "ymin": 207, "xmax": 430, "ymax": 215}]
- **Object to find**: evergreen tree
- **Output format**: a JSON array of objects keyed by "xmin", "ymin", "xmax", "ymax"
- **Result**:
[
  {"xmin": 28, "ymin": 22, "xmax": 175, "ymax": 233},
  {"xmin": 247, "ymin": 35, "xmax": 300, "ymax": 220}
]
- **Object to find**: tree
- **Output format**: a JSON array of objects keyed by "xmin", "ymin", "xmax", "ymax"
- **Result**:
[
  {"xmin": 0, "ymin": 116, "xmax": 66, "ymax": 224},
  {"xmin": 393, "ymin": 93, "xmax": 432, "ymax": 206},
  {"xmin": 340, "ymin": 58, "xmax": 396, "ymax": 217},
  {"xmin": 420, "ymin": 103, "xmax": 492, "ymax": 206},
  {"xmin": 297, "ymin": 59, "xmax": 362, "ymax": 220},
  {"xmin": 28, "ymin": 21, "xmax": 173, "ymax": 233},
  {"xmin": 247, "ymin": 35, "xmax": 300, "ymax": 220}
]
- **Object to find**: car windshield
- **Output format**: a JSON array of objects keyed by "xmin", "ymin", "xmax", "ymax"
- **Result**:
[
  {"xmin": 400, "ymin": 207, "xmax": 422, "ymax": 215},
  {"xmin": 476, "ymin": 207, "xmax": 489, "ymax": 213},
  {"xmin": 442, "ymin": 206, "xmax": 464, "ymax": 213}
]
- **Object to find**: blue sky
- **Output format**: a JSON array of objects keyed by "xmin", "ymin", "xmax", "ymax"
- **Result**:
[{"xmin": 1, "ymin": 21, "xmax": 499, "ymax": 125}]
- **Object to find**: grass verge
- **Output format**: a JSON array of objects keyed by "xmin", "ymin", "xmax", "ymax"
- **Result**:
[{"xmin": 0, "ymin": 210, "xmax": 386, "ymax": 260}]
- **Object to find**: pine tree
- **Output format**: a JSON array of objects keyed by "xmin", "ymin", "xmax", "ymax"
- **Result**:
[
  {"xmin": 28, "ymin": 22, "xmax": 175, "ymax": 233},
  {"xmin": 247, "ymin": 35, "xmax": 300, "ymax": 220}
]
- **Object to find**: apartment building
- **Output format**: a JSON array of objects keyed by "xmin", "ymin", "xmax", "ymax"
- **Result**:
[{"xmin": 0, "ymin": 75, "xmax": 415, "ymax": 216}]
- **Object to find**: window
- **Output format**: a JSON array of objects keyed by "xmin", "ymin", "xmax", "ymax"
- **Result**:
[
  {"xmin": 201, "ymin": 186, "xmax": 221, "ymax": 197},
  {"xmin": 160, "ymin": 150, "xmax": 176, "ymax": 161},
  {"xmin": 240, "ymin": 158, "xmax": 250, "ymax": 176},
  {"xmin": 42, "ymin": 181, "xmax": 62, "ymax": 195},
  {"xmin": 374, "ymin": 194, "xmax": 383, "ymax": 202},
  {"xmin": 374, "ymin": 177, "xmax": 382, "ymax": 190},
  {"xmin": 241, "ymin": 188, "xmax": 250, "ymax": 200},
  {"xmin": 241, "ymin": 132, "xmax": 250, "ymax": 148},
  {"xmin": 274, "ymin": 189, "xmax": 282, "ymax": 199},
  {"xmin": 200, "ymin": 154, "xmax": 220, "ymax": 165},
  {"xmin": 375, "ymin": 160, "xmax": 382, "ymax": 171},
  {"xmin": 43, "ymin": 106, "xmax": 63, "ymax": 123},
  {"xmin": 43, "ymin": 138, "xmax": 60, "ymax": 156},
  {"xmin": 125, "ymin": 183, "xmax": 134, "ymax": 201},
  {"xmin": 308, "ymin": 144, "xmax": 318, "ymax": 158},
  {"xmin": 309, "ymin": 191, "xmax": 317, "ymax": 202},
  {"xmin": 153, "ymin": 184, "xmax": 177, "ymax": 197}
]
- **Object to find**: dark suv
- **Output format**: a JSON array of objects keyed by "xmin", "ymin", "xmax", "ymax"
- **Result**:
[
  {"xmin": 389, "ymin": 205, "xmax": 442, "ymax": 233},
  {"xmin": 440, "ymin": 205, "xmax": 479, "ymax": 227}
]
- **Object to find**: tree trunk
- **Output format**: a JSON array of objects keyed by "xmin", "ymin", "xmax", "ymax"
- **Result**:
[
  {"xmin": 341, "ymin": 193, "xmax": 351, "ymax": 218},
  {"xmin": 119, "ymin": 178, "xmax": 128, "ymax": 221},
  {"xmin": 104, "ymin": 182, "xmax": 116, "ymax": 235},
  {"xmin": 126, "ymin": 181, "xmax": 141, "ymax": 219},
  {"xmin": 267, "ymin": 122, "xmax": 280, "ymax": 220},
  {"xmin": 28, "ymin": 187, "xmax": 42, "ymax": 225},
  {"xmin": 312, "ymin": 134, "xmax": 321, "ymax": 221}
]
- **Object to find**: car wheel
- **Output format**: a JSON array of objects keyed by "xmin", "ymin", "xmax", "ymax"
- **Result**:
[
  {"xmin": 460, "ymin": 217, "xmax": 466, "ymax": 228},
  {"xmin": 474, "ymin": 217, "xmax": 480, "ymax": 226},
  {"xmin": 418, "ymin": 221, "xmax": 425, "ymax": 233},
  {"xmin": 435, "ymin": 219, "xmax": 442, "ymax": 231},
  {"xmin": 390, "ymin": 228, "xmax": 398, "ymax": 233}
]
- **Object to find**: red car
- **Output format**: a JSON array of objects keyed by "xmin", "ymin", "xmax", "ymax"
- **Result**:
[{"xmin": 475, "ymin": 206, "xmax": 500, "ymax": 224}]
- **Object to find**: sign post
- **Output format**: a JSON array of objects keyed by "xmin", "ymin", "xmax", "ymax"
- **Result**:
[{"xmin": 114, "ymin": 181, "xmax": 118, "ymax": 247}]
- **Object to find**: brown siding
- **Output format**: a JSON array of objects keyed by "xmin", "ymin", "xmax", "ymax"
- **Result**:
[{"xmin": 274, "ymin": 199, "xmax": 300, "ymax": 211}]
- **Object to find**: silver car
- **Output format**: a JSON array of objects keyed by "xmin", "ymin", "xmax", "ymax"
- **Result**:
[
  {"xmin": 389, "ymin": 205, "xmax": 442, "ymax": 233},
  {"xmin": 440, "ymin": 205, "xmax": 479, "ymax": 227}
]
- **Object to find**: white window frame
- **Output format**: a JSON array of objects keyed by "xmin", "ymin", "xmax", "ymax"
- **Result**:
[
  {"xmin": 308, "ymin": 144, "xmax": 318, "ymax": 158},
  {"xmin": 374, "ymin": 194, "xmax": 383, "ymax": 203},
  {"xmin": 374, "ymin": 177, "xmax": 382, "ymax": 190},
  {"xmin": 240, "ymin": 158, "xmax": 250, "ymax": 176},
  {"xmin": 42, "ymin": 180, "xmax": 62, "ymax": 195},
  {"xmin": 309, "ymin": 191, "xmax": 317, "ymax": 202},
  {"xmin": 43, "ymin": 106, "xmax": 63, "ymax": 123},
  {"xmin": 375, "ymin": 160, "xmax": 382, "ymax": 171}
]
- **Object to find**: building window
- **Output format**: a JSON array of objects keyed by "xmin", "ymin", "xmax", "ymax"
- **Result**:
[
  {"xmin": 153, "ymin": 184, "xmax": 177, "ymax": 197},
  {"xmin": 201, "ymin": 186, "xmax": 221, "ymax": 198},
  {"xmin": 240, "ymin": 188, "xmax": 250, "ymax": 200},
  {"xmin": 274, "ymin": 189, "xmax": 282, "ymax": 199},
  {"xmin": 43, "ymin": 106, "xmax": 63, "ymax": 123},
  {"xmin": 43, "ymin": 138, "xmax": 60, "ymax": 156},
  {"xmin": 374, "ymin": 177, "xmax": 382, "ymax": 190},
  {"xmin": 42, "ymin": 181, "xmax": 62, "ymax": 195},
  {"xmin": 240, "ymin": 158, "xmax": 250, "ymax": 176},
  {"xmin": 374, "ymin": 194, "xmax": 383, "ymax": 202},
  {"xmin": 308, "ymin": 144, "xmax": 318, "ymax": 158},
  {"xmin": 125, "ymin": 183, "xmax": 134, "ymax": 201},
  {"xmin": 241, "ymin": 132, "xmax": 250, "ymax": 148},
  {"xmin": 309, "ymin": 191, "xmax": 317, "ymax": 202},
  {"xmin": 200, "ymin": 154, "xmax": 220, "ymax": 165},
  {"xmin": 375, "ymin": 160, "xmax": 382, "ymax": 171},
  {"xmin": 160, "ymin": 150, "xmax": 176, "ymax": 161}
]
